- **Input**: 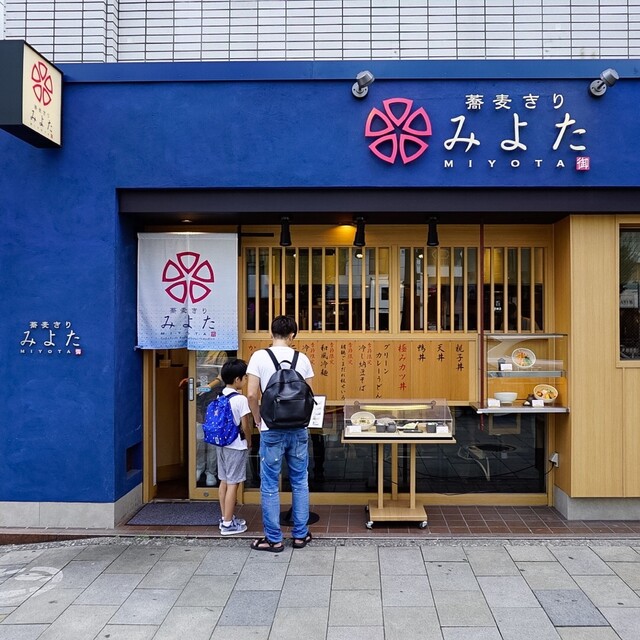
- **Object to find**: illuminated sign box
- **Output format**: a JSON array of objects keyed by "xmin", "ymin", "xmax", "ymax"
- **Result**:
[{"xmin": 0, "ymin": 40, "xmax": 62, "ymax": 148}]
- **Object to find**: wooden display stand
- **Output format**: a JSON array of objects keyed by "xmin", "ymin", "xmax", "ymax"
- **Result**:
[{"xmin": 341, "ymin": 431, "xmax": 456, "ymax": 528}]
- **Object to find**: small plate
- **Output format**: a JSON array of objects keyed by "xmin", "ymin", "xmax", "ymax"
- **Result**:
[
  {"xmin": 350, "ymin": 411, "xmax": 376, "ymax": 428},
  {"xmin": 511, "ymin": 347, "xmax": 536, "ymax": 368},
  {"xmin": 533, "ymin": 384, "xmax": 558, "ymax": 403}
]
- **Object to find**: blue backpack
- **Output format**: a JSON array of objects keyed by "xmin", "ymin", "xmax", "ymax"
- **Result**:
[{"xmin": 203, "ymin": 392, "xmax": 240, "ymax": 446}]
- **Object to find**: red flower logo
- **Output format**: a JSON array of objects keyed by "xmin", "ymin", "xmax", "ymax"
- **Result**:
[
  {"xmin": 162, "ymin": 252, "xmax": 215, "ymax": 304},
  {"xmin": 365, "ymin": 98, "xmax": 432, "ymax": 164},
  {"xmin": 31, "ymin": 62, "xmax": 54, "ymax": 106}
]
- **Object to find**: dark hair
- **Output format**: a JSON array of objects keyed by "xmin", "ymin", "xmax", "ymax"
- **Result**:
[
  {"xmin": 221, "ymin": 359, "xmax": 247, "ymax": 384},
  {"xmin": 271, "ymin": 315, "xmax": 298, "ymax": 339}
]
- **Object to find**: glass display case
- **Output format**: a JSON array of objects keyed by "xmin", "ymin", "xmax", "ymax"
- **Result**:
[
  {"xmin": 341, "ymin": 398, "xmax": 456, "ymax": 528},
  {"xmin": 342, "ymin": 398, "xmax": 454, "ymax": 441},
  {"xmin": 475, "ymin": 333, "xmax": 569, "ymax": 414}
]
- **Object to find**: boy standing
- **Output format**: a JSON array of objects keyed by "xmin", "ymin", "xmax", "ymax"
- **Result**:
[{"xmin": 217, "ymin": 359, "xmax": 252, "ymax": 535}]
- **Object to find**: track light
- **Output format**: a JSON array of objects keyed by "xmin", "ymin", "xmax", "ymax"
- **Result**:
[
  {"xmin": 352, "ymin": 70, "xmax": 375, "ymax": 99},
  {"xmin": 427, "ymin": 217, "xmax": 439, "ymax": 247},
  {"xmin": 589, "ymin": 68, "xmax": 619, "ymax": 97},
  {"xmin": 353, "ymin": 217, "xmax": 366, "ymax": 247},
  {"xmin": 279, "ymin": 216, "xmax": 292, "ymax": 247}
]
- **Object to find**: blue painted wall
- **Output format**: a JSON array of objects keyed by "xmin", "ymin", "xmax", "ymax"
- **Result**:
[{"xmin": 0, "ymin": 60, "xmax": 637, "ymax": 503}]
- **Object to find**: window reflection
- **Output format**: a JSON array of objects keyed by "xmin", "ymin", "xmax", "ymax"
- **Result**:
[
  {"xmin": 620, "ymin": 229, "xmax": 640, "ymax": 359},
  {"xmin": 194, "ymin": 349, "xmax": 237, "ymax": 488}
]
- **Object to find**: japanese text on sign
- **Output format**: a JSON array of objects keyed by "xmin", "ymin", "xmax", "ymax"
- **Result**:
[{"xmin": 19, "ymin": 320, "xmax": 83, "ymax": 355}]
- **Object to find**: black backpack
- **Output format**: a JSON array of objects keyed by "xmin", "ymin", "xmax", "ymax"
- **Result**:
[{"xmin": 260, "ymin": 348, "xmax": 315, "ymax": 429}]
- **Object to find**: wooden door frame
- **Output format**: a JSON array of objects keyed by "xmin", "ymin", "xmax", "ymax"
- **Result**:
[{"xmin": 142, "ymin": 350, "xmax": 157, "ymax": 503}]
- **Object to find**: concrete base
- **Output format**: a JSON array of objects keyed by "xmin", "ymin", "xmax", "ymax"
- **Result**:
[
  {"xmin": 554, "ymin": 486, "xmax": 640, "ymax": 520},
  {"xmin": 0, "ymin": 484, "xmax": 142, "ymax": 529}
]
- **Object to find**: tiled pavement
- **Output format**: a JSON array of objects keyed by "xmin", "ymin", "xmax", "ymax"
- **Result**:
[
  {"xmin": 3, "ymin": 505, "xmax": 640, "ymax": 639},
  {"xmin": 3, "ymin": 505, "xmax": 640, "ymax": 546},
  {"xmin": 3, "ymin": 536, "xmax": 640, "ymax": 639}
]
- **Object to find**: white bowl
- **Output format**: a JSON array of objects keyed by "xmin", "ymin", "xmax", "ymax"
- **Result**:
[
  {"xmin": 494, "ymin": 392, "xmax": 517, "ymax": 404},
  {"xmin": 350, "ymin": 411, "xmax": 376, "ymax": 428}
]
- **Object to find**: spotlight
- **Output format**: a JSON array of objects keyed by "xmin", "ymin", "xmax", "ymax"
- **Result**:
[
  {"xmin": 589, "ymin": 68, "xmax": 619, "ymax": 97},
  {"xmin": 279, "ymin": 216, "xmax": 292, "ymax": 247},
  {"xmin": 352, "ymin": 70, "xmax": 375, "ymax": 99},
  {"xmin": 353, "ymin": 217, "xmax": 366, "ymax": 247},
  {"xmin": 427, "ymin": 217, "xmax": 439, "ymax": 247}
]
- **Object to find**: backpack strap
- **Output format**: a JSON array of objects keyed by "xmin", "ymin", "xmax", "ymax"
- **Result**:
[
  {"xmin": 265, "ymin": 347, "xmax": 300, "ymax": 372},
  {"xmin": 225, "ymin": 391, "xmax": 241, "ymax": 436},
  {"xmin": 265, "ymin": 348, "xmax": 281, "ymax": 370}
]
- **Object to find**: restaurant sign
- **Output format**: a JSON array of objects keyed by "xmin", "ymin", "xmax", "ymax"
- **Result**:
[
  {"xmin": 0, "ymin": 40, "xmax": 62, "ymax": 148},
  {"xmin": 364, "ymin": 90, "xmax": 593, "ymax": 174}
]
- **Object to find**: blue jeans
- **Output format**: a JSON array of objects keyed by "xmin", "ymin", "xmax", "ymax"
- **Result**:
[{"xmin": 259, "ymin": 428, "xmax": 309, "ymax": 542}]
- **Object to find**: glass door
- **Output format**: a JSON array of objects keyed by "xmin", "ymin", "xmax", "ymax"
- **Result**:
[{"xmin": 188, "ymin": 349, "xmax": 238, "ymax": 499}]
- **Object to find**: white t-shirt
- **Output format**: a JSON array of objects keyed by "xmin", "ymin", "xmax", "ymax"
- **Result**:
[
  {"xmin": 246, "ymin": 347, "xmax": 314, "ymax": 430},
  {"xmin": 221, "ymin": 387, "xmax": 251, "ymax": 450}
]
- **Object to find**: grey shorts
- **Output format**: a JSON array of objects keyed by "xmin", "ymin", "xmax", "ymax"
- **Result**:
[{"xmin": 216, "ymin": 447, "xmax": 248, "ymax": 484}]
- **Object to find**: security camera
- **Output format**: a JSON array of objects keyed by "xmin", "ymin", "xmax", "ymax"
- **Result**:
[
  {"xmin": 352, "ymin": 70, "xmax": 375, "ymax": 99},
  {"xmin": 589, "ymin": 68, "xmax": 620, "ymax": 97}
]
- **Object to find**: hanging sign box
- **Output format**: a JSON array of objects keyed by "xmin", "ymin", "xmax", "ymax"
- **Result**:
[{"xmin": 0, "ymin": 40, "xmax": 62, "ymax": 148}]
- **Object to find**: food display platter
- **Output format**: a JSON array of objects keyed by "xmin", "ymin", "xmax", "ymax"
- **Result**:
[
  {"xmin": 344, "ymin": 414, "xmax": 453, "ymax": 440},
  {"xmin": 512, "ymin": 347, "xmax": 536, "ymax": 368},
  {"xmin": 343, "ymin": 423, "xmax": 453, "ymax": 439},
  {"xmin": 533, "ymin": 383, "xmax": 559, "ymax": 403}
]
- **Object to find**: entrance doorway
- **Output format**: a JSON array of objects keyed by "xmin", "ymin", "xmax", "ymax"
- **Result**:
[
  {"xmin": 143, "ymin": 348, "xmax": 241, "ymax": 503},
  {"xmin": 148, "ymin": 348, "xmax": 190, "ymax": 500}
]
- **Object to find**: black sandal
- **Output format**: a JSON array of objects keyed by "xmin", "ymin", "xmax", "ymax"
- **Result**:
[
  {"xmin": 250, "ymin": 537, "xmax": 284, "ymax": 553},
  {"xmin": 292, "ymin": 532, "xmax": 312, "ymax": 549}
]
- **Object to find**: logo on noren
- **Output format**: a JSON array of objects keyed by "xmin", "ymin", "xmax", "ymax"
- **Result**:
[
  {"xmin": 162, "ymin": 251, "xmax": 215, "ymax": 304},
  {"xmin": 365, "ymin": 98, "xmax": 432, "ymax": 165}
]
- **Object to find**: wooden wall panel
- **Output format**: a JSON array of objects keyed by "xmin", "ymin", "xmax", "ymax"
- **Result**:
[
  {"xmin": 242, "ymin": 338, "xmax": 474, "ymax": 403},
  {"xmin": 569, "ymin": 215, "xmax": 624, "ymax": 496}
]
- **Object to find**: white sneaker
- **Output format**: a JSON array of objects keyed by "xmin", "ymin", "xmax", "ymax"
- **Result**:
[
  {"xmin": 205, "ymin": 473, "xmax": 217, "ymax": 487},
  {"xmin": 219, "ymin": 516, "xmax": 246, "ymax": 531},
  {"xmin": 220, "ymin": 519, "xmax": 248, "ymax": 536}
]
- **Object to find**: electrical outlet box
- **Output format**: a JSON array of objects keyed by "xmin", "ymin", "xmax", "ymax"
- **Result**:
[{"xmin": 549, "ymin": 452, "xmax": 559, "ymax": 467}]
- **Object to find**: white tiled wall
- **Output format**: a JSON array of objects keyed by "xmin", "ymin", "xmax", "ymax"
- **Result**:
[{"xmin": 2, "ymin": 0, "xmax": 640, "ymax": 63}]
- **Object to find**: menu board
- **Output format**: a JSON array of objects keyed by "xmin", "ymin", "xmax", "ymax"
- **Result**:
[{"xmin": 242, "ymin": 339, "xmax": 474, "ymax": 402}]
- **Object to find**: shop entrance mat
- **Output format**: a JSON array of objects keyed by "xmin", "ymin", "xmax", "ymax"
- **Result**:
[{"xmin": 127, "ymin": 501, "xmax": 222, "ymax": 526}]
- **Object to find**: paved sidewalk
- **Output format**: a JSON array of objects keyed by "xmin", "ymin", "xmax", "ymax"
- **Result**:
[{"xmin": 1, "ymin": 537, "xmax": 640, "ymax": 639}]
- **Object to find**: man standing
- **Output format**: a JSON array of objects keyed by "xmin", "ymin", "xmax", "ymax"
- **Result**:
[{"xmin": 247, "ymin": 316, "xmax": 314, "ymax": 552}]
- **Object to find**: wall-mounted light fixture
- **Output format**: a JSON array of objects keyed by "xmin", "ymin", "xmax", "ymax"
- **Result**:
[
  {"xmin": 279, "ymin": 216, "xmax": 292, "ymax": 247},
  {"xmin": 353, "ymin": 216, "xmax": 366, "ymax": 247},
  {"xmin": 352, "ymin": 70, "xmax": 375, "ymax": 99},
  {"xmin": 427, "ymin": 216, "xmax": 439, "ymax": 247},
  {"xmin": 589, "ymin": 68, "xmax": 619, "ymax": 97}
]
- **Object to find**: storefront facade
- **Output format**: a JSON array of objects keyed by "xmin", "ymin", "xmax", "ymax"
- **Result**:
[{"xmin": 2, "ymin": 59, "xmax": 640, "ymax": 528}]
